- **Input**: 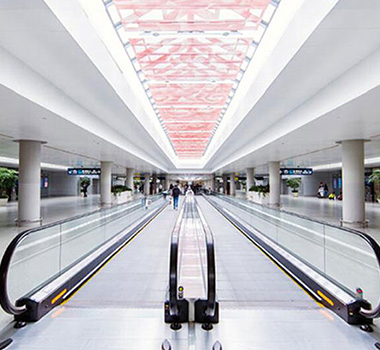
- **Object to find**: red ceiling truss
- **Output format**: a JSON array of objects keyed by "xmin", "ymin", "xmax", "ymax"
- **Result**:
[{"xmin": 110, "ymin": 0, "xmax": 277, "ymax": 158}]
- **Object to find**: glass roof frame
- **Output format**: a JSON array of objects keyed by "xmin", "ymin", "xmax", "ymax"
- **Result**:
[{"xmin": 103, "ymin": 0, "xmax": 281, "ymax": 158}]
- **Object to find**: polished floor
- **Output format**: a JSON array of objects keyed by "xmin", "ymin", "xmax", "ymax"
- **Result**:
[
  {"xmin": 0, "ymin": 195, "xmax": 101, "ymax": 255},
  {"xmin": 234, "ymin": 191, "xmax": 380, "ymax": 241},
  {"xmin": 281, "ymin": 195, "xmax": 380, "ymax": 241},
  {"xmin": 1, "ymin": 196, "xmax": 378, "ymax": 349}
]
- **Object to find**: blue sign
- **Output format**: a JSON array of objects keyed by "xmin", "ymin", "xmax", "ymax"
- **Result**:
[
  {"xmin": 280, "ymin": 168, "xmax": 313, "ymax": 176},
  {"xmin": 67, "ymin": 168, "xmax": 101, "ymax": 176}
]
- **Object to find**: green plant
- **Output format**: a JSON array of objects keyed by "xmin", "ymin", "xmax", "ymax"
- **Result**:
[
  {"xmin": 111, "ymin": 185, "xmax": 132, "ymax": 195},
  {"xmin": 249, "ymin": 184, "xmax": 269, "ymax": 197},
  {"xmin": 286, "ymin": 178, "xmax": 301, "ymax": 193},
  {"xmin": 369, "ymin": 169, "xmax": 380, "ymax": 185},
  {"xmin": 369, "ymin": 170, "xmax": 380, "ymax": 201},
  {"xmin": 0, "ymin": 168, "xmax": 18, "ymax": 199}
]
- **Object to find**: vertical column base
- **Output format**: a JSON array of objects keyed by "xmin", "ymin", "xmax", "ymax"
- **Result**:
[
  {"xmin": 100, "ymin": 203, "xmax": 113, "ymax": 209},
  {"xmin": 268, "ymin": 203, "xmax": 281, "ymax": 208},
  {"xmin": 340, "ymin": 219, "xmax": 368, "ymax": 229},
  {"xmin": 15, "ymin": 218, "xmax": 43, "ymax": 227}
]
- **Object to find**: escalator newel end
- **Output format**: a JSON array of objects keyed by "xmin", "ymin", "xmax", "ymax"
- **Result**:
[
  {"xmin": 14, "ymin": 321, "xmax": 26, "ymax": 329},
  {"xmin": 0, "ymin": 338, "xmax": 12, "ymax": 350},
  {"xmin": 360, "ymin": 324, "xmax": 373, "ymax": 333},
  {"xmin": 374, "ymin": 342, "xmax": 380, "ymax": 349},
  {"xmin": 212, "ymin": 340, "xmax": 222, "ymax": 350},
  {"xmin": 202, "ymin": 322, "xmax": 213, "ymax": 331},
  {"xmin": 161, "ymin": 339, "xmax": 172, "ymax": 350},
  {"xmin": 170, "ymin": 322, "xmax": 182, "ymax": 331}
]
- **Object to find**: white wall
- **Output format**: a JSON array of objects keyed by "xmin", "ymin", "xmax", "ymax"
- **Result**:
[
  {"xmin": 281, "ymin": 172, "xmax": 334, "ymax": 197},
  {"xmin": 48, "ymin": 171, "xmax": 79, "ymax": 197},
  {"xmin": 299, "ymin": 171, "xmax": 333, "ymax": 197}
]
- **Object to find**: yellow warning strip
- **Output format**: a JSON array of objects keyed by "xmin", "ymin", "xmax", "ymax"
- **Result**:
[
  {"xmin": 61, "ymin": 202, "xmax": 169, "ymax": 305},
  {"xmin": 205, "ymin": 198, "xmax": 325, "ymax": 308},
  {"xmin": 51, "ymin": 289, "xmax": 67, "ymax": 304},
  {"xmin": 317, "ymin": 290, "xmax": 334, "ymax": 306}
]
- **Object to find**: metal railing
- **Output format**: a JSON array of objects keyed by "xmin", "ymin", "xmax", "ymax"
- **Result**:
[
  {"xmin": 207, "ymin": 192, "xmax": 380, "ymax": 321},
  {"xmin": 0, "ymin": 194, "xmax": 164, "ymax": 319},
  {"xmin": 165, "ymin": 195, "xmax": 218, "ymax": 328},
  {"xmin": 194, "ymin": 198, "xmax": 218, "ymax": 325}
]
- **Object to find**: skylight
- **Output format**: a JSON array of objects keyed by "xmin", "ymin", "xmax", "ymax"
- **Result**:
[{"xmin": 103, "ymin": 0, "xmax": 280, "ymax": 158}]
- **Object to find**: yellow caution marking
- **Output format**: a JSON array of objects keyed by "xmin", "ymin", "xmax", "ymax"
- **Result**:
[
  {"xmin": 203, "ymin": 198, "xmax": 325, "ymax": 308},
  {"xmin": 51, "ymin": 307, "xmax": 65, "ymax": 318},
  {"xmin": 319, "ymin": 309, "xmax": 335, "ymax": 321},
  {"xmin": 51, "ymin": 289, "xmax": 67, "ymax": 304},
  {"xmin": 317, "ymin": 290, "xmax": 334, "ymax": 306},
  {"xmin": 62, "ymin": 202, "xmax": 169, "ymax": 304}
]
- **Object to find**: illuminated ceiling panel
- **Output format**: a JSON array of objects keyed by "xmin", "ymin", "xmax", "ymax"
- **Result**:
[{"xmin": 104, "ymin": 0, "xmax": 280, "ymax": 158}]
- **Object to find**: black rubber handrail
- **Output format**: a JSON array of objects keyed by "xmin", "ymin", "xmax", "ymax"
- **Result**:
[
  {"xmin": 167, "ymin": 196, "xmax": 217, "ymax": 323},
  {"xmin": 195, "ymin": 199, "xmax": 217, "ymax": 320},
  {"xmin": 210, "ymin": 192, "xmax": 380, "ymax": 319},
  {"xmin": 0, "ymin": 194, "xmax": 162, "ymax": 316},
  {"xmin": 167, "ymin": 199, "xmax": 186, "ymax": 319}
]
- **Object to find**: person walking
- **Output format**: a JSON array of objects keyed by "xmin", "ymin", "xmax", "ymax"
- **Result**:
[{"xmin": 171, "ymin": 184, "xmax": 180, "ymax": 210}]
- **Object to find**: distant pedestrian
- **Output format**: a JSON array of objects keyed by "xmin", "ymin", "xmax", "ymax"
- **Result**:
[
  {"xmin": 317, "ymin": 182, "xmax": 324, "ymax": 198},
  {"xmin": 171, "ymin": 184, "xmax": 180, "ymax": 210},
  {"xmin": 324, "ymin": 183, "xmax": 329, "ymax": 198}
]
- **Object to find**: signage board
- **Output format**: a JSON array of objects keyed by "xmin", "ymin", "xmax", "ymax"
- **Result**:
[
  {"xmin": 280, "ymin": 168, "xmax": 313, "ymax": 176},
  {"xmin": 67, "ymin": 168, "xmax": 101, "ymax": 176}
]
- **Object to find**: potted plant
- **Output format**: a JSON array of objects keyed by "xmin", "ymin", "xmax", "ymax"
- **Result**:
[
  {"xmin": 79, "ymin": 177, "xmax": 91, "ymax": 198},
  {"xmin": 248, "ymin": 184, "xmax": 270, "ymax": 204},
  {"xmin": 112, "ymin": 185, "xmax": 133, "ymax": 204},
  {"xmin": 369, "ymin": 169, "xmax": 380, "ymax": 203},
  {"xmin": 0, "ymin": 167, "xmax": 18, "ymax": 206},
  {"xmin": 286, "ymin": 178, "xmax": 301, "ymax": 197}
]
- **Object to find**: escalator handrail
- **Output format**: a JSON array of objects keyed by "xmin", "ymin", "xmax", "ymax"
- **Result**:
[
  {"xmin": 210, "ymin": 192, "xmax": 380, "ymax": 319},
  {"xmin": 0, "ymin": 194, "xmax": 162, "ymax": 316},
  {"xmin": 168, "ymin": 198, "xmax": 186, "ymax": 317},
  {"xmin": 196, "ymin": 197, "xmax": 217, "ymax": 319}
]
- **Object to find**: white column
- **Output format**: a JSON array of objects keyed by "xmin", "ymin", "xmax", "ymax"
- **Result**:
[
  {"xmin": 18, "ymin": 140, "xmax": 44, "ymax": 226},
  {"xmin": 210, "ymin": 175, "xmax": 215, "ymax": 191},
  {"xmin": 126, "ymin": 168, "xmax": 134, "ymax": 190},
  {"xmin": 144, "ymin": 174, "xmax": 150, "ymax": 196},
  {"xmin": 268, "ymin": 161, "xmax": 280, "ymax": 207},
  {"xmin": 165, "ymin": 176, "xmax": 170, "ymax": 191},
  {"xmin": 341, "ymin": 140, "xmax": 367, "ymax": 228},
  {"xmin": 246, "ymin": 168, "xmax": 254, "ymax": 192},
  {"xmin": 222, "ymin": 175, "xmax": 228, "ymax": 194},
  {"xmin": 100, "ymin": 161, "xmax": 112, "ymax": 206},
  {"xmin": 152, "ymin": 174, "xmax": 157, "ymax": 194},
  {"xmin": 230, "ymin": 174, "xmax": 236, "ymax": 196}
]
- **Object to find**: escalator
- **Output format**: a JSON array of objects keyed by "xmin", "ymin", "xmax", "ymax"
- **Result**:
[
  {"xmin": 1, "ymin": 191, "xmax": 380, "ymax": 349},
  {"xmin": 0, "ymin": 194, "xmax": 220, "ymax": 350},
  {"xmin": 164, "ymin": 195, "xmax": 218, "ymax": 330},
  {"xmin": 197, "ymin": 193, "xmax": 380, "ymax": 348}
]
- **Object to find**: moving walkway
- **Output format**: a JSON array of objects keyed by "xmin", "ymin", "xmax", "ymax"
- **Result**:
[
  {"xmin": 0, "ymin": 195, "xmax": 166, "ymax": 325},
  {"xmin": 0, "ymin": 192, "xmax": 379, "ymax": 349},
  {"xmin": 164, "ymin": 195, "xmax": 218, "ymax": 330}
]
